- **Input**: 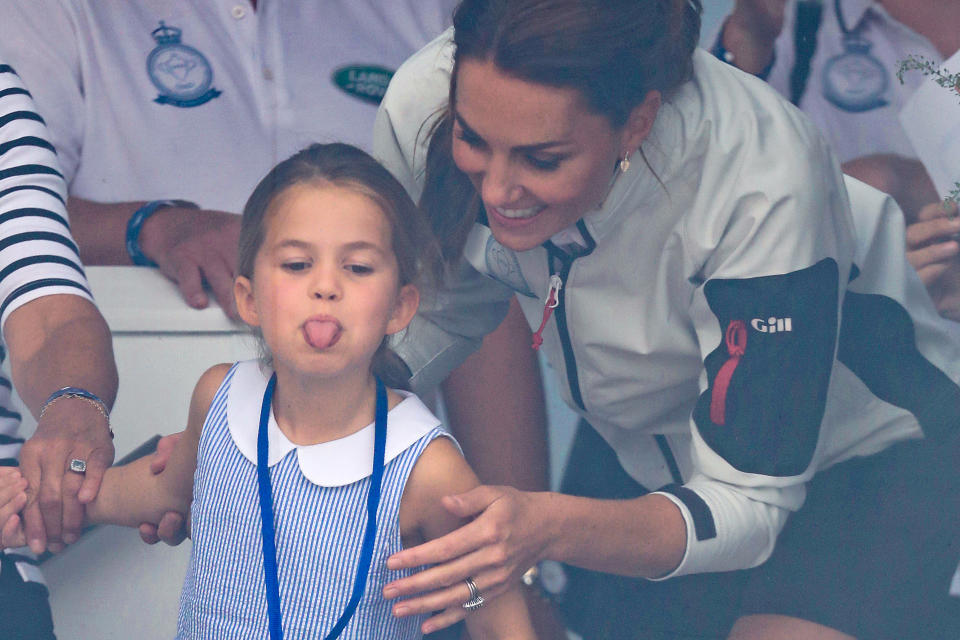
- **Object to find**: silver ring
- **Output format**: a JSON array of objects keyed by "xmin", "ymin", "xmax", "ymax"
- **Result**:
[
  {"xmin": 462, "ymin": 577, "xmax": 484, "ymax": 611},
  {"xmin": 68, "ymin": 458, "xmax": 87, "ymax": 474}
]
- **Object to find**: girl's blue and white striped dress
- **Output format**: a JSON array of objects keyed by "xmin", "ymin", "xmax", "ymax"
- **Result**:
[{"xmin": 177, "ymin": 360, "xmax": 452, "ymax": 639}]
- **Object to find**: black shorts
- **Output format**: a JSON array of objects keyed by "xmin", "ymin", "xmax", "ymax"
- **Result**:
[
  {"xmin": 557, "ymin": 421, "xmax": 960, "ymax": 640},
  {"xmin": 0, "ymin": 553, "xmax": 56, "ymax": 640}
]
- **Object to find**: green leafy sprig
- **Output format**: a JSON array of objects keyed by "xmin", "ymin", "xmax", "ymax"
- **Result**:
[{"xmin": 897, "ymin": 55, "xmax": 960, "ymax": 203}]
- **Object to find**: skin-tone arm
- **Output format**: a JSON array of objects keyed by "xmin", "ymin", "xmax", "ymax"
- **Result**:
[
  {"xmin": 441, "ymin": 299, "xmax": 549, "ymax": 492},
  {"xmin": 0, "ymin": 364, "xmax": 224, "ymax": 546},
  {"xmin": 84, "ymin": 364, "xmax": 227, "ymax": 527},
  {"xmin": 3, "ymin": 295, "xmax": 118, "ymax": 553},
  {"xmin": 68, "ymin": 196, "xmax": 241, "ymax": 318},
  {"xmin": 441, "ymin": 297, "xmax": 569, "ymax": 636},
  {"xmin": 384, "ymin": 481, "xmax": 685, "ymax": 630},
  {"xmin": 395, "ymin": 436, "xmax": 538, "ymax": 639},
  {"xmin": 719, "ymin": 0, "xmax": 788, "ymax": 75}
]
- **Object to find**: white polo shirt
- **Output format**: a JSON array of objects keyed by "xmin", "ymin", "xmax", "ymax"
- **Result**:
[
  {"xmin": 0, "ymin": 0, "xmax": 458, "ymax": 213},
  {"xmin": 762, "ymin": 0, "xmax": 944, "ymax": 163}
]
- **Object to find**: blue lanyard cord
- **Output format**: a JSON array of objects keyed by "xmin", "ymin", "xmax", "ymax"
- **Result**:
[
  {"xmin": 256, "ymin": 374, "xmax": 388, "ymax": 640},
  {"xmin": 257, "ymin": 374, "xmax": 283, "ymax": 640}
]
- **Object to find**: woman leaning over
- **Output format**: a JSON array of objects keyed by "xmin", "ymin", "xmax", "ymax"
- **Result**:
[{"xmin": 374, "ymin": 0, "xmax": 960, "ymax": 638}]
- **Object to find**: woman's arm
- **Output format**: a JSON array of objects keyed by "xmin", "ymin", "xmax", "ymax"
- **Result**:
[
  {"xmin": 394, "ymin": 436, "xmax": 538, "ymax": 638},
  {"xmin": 385, "ymin": 482, "xmax": 686, "ymax": 623},
  {"xmin": 84, "ymin": 364, "xmax": 229, "ymax": 528}
]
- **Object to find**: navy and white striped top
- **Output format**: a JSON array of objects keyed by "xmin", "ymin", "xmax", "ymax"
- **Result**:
[
  {"xmin": 0, "ymin": 64, "xmax": 92, "ymax": 583},
  {"xmin": 179, "ymin": 360, "xmax": 452, "ymax": 639}
]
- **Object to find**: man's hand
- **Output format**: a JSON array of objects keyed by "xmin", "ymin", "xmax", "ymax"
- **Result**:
[
  {"xmin": 731, "ymin": 0, "xmax": 788, "ymax": 44},
  {"xmin": 139, "ymin": 207, "xmax": 241, "ymax": 319},
  {"xmin": 18, "ymin": 399, "xmax": 114, "ymax": 553},
  {"xmin": 724, "ymin": 0, "xmax": 789, "ymax": 74}
]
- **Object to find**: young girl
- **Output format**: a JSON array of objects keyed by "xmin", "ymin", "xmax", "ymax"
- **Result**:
[{"xmin": 0, "ymin": 143, "xmax": 535, "ymax": 639}]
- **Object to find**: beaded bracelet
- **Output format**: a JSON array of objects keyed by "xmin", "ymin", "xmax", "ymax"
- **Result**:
[{"xmin": 39, "ymin": 387, "xmax": 114, "ymax": 439}]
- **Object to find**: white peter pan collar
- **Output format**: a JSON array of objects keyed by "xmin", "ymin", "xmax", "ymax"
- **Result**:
[{"xmin": 226, "ymin": 361, "xmax": 443, "ymax": 487}]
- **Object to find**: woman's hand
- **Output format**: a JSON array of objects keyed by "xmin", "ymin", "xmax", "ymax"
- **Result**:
[
  {"xmin": 383, "ymin": 485, "xmax": 555, "ymax": 630},
  {"xmin": 906, "ymin": 200, "xmax": 960, "ymax": 284},
  {"xmin": 906, "ymin": 200, "xmax": 960, "ymax": 321}
]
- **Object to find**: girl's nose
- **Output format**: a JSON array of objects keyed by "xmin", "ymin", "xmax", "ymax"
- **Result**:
[
  {"xmin": 312, "ymin": 288, "xmax": 340, "ymax": 301},
  {"xmin": 311, "ymin": 270, "xmax": 341, "ymax": 301}
]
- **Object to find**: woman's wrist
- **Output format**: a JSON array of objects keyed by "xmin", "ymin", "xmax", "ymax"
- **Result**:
[
  {"xmin": 537, "ymin": 492, "xmax": 687, "ymax": 578},
  {"xmin": 536, "ymin": 491, "xmax": 576, "ymax": 563}
]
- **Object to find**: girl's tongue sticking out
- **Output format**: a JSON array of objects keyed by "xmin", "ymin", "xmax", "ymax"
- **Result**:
[{"xmin": 303, "ymin": 318, "xmax": 342, "ymax": 349}]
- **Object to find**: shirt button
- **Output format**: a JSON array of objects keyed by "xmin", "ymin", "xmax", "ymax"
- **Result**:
[
  {"xmin": 262, "ymin": 67, "xmax": 274, "ymax": 81},
  {"xmin": 231, "ymin": 5, "xmax": 246, "ymax": 19}
]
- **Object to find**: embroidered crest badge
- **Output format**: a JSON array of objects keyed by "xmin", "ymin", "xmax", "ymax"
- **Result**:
[
  {"xmin": 485, "ymin": 235, "xmax": 536, "ymax": 298},
  {"xmin": 147, "ymin": 22, "xmax": 222, "ymax": 108},
  {"xmin": 822, "ymin": 36, "xmax": 889, "ymax": 113}
]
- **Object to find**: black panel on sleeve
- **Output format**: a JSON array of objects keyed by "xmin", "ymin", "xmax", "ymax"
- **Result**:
[
  {"xmin": 693, "ymin": 259, "xmax": 839, "ymax": 476},
  {"xmin": 838, "ymin": 292, "xmax": 960, "ymax": 443},
  {"xmin": 658, "ymin": 484, "xmax": 717, "ymax": 541}
]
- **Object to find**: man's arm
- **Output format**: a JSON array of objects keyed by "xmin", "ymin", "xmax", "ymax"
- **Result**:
[
  {"xmin": 0, "ymin": 64, "xmax": 119, "ymax": 553},
  {"xmin": 5, "ymin": 295, "xmax": 118, "ymax": 553},
  {"xmin": 717, "ymin": 0, "xmax": 789, "ymax": 75},
  {"xmin": 68, "ymin": 196, "xmax": 241, "ymax": 318}
]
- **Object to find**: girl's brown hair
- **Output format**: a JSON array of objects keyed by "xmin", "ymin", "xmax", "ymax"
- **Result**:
[
  {"xmin": 238, "ymin": 142, "xmax": 439, "ymax": 389},
  {"xmin": 420, "ymin": 0, "xmax": 702, "ymax": 261}
]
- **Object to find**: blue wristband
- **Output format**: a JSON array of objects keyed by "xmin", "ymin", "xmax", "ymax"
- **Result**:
[{"xmin": 126, "ymin": 199, "xmax": 198, "ymax": 267}]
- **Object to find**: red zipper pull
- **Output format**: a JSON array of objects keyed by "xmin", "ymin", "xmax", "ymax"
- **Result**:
[
  {"xmin": 531, "ymin": 274, "xmax": 563, "ymax": 350},
  {"xmin": 710, "ymin": 320, "xmax": 748, "ymax": 425}
]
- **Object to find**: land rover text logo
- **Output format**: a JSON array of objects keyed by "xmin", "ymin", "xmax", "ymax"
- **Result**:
[{"xmin": 332, "ymin": 65, "xmax": 394, "ymax": 105}]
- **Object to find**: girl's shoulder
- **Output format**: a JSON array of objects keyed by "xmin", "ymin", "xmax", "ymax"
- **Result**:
[
  {"xmin": 399, "ymin": 432, "xmax": 478, "ymax": 543},
  {"xmin": 185, "ymin": 362, "xmax": 238, "ymax": 438}
]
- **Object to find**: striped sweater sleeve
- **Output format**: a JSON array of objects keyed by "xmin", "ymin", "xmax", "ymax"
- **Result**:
[
  {"xmin": 0, "ymin": 64, "xmax": 92, "ymax": 329},
  {"xmin": 0, "ymin": 64, "xmax": 93, "ymax": 468}
]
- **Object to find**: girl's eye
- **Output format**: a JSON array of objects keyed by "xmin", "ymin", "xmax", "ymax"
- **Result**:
[
  {"xmin": 525, "ymin": 154, "xmax": 563, "ymax": 172},
  {"xmin": 346, "ymin": 264, "xmax": 373, "ymax": 275},
  {"xmin": 282, "ymin": 261, "xmax": 310, "ymax": 272}
]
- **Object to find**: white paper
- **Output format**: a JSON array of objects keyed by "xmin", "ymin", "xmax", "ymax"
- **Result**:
[
  {"xmin": 899, "ymin": 50, "xmax": 960, "ymax": 200},
  {"xmin": 952, "ymin": 560, "xmax": 960, "ymax": 597}
]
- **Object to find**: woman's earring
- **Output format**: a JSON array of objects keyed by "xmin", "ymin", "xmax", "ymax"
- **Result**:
[{"xmin": 618, "ymin": 152, "xmax": 631, "ymax": 174}]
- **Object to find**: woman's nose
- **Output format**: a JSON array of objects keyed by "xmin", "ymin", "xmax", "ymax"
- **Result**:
[{"xmin": 480, "ymin": 155, "xmax": 522, "ymax": 206}]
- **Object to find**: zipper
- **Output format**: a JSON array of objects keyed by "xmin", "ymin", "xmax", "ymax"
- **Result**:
[
  {"xmin": 710, "ymin": 320, "xmax": 747, "ymax": 425},
  {"xmin": 531, "ymin": 274, "xmax": 563, "ymax": 350}
]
